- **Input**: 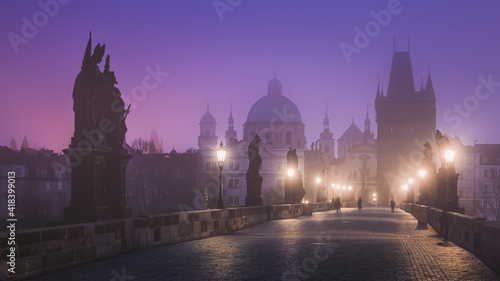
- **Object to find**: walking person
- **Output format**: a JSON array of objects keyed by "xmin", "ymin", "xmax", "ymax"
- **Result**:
[
  {"xmin": 357, "ymin": 196, "xmax": 363, "ymax": 211},
  {"xmin": 390, "ymin": 199, "xmax": 396, "ymax": 213},
  {"xmin": 334, "ymin": 197, "xmax": 342, "ymax": 214}
]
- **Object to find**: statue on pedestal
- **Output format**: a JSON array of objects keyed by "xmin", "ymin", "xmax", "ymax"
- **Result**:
[
  {"xmin": 285, "ymin": 147, "xmax": 305, "ymax": 204},
  {"xmin": 245, "ymin": 135, "xmax": 263, "ymax": 206},
  {"xmin": 64, "ymin": 32, "xmax": 132, "ymax": 222}
]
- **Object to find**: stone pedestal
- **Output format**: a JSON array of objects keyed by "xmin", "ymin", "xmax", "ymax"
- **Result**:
[
  {"xmin": 245, "ymin": 176, "xmax": 263, "ymax": 206},
  {"xmin": 63, "ymin": 146, "xmax": 132, "ymax": 222}
]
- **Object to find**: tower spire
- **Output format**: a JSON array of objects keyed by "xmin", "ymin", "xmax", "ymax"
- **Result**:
[
  {"xmin": 82, "ymin": 31, "xmax": 92, "ymax": 68},
  {"xmin": 376, "ymin": 75, "xmax": 381, "ymax": 98}
]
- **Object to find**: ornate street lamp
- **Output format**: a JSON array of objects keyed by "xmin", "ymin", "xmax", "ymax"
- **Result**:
[
  {"xmin": 418, "ymin": 169, "xmax": 426, "ymax": 204},
  {"xmin": 419, "ymin": 170, "xmax": 426, "ymax": 179},
  {"xmin": 216, "ymin": 142, "xmax": 226, "ymax": 209},
  {"xmin": 444, "ymin": 150, "xmax": 457, "ymax": 201},
  {"xmin": 402, "ymin": 184, "xmax": 408, "ymax": 203},
  {"xmin": 444, "ymin": 150, "xmax": 455, "ymax": 165},
  {"xmin": 408, "ymin": 178, "xmax": 415, "ymax": 203}
]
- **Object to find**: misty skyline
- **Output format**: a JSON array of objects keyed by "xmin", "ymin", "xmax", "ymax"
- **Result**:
[{"xmin": 1, "ymin": 0, "xmax": 500, "ymax": 152}]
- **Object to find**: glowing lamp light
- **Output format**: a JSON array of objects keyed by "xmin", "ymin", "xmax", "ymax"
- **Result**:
[
  {"xmin": 419, "ymin": 170, "xmax": 426, "ymax": 178},
  {"xmin": 287, "ymin": 169, "xmax": 295, "ymax": 178},
  {"xmin": 336, "ymin": 185, "xmax": 340, "ymax": 190},
  {"xmin": 408, "ymin": 178, "xmax": 414, "ymax": 184},
  {"xmin": 445, "ymin": 150, "xmax": 455, "ymax": 163},
  {"xmin": 348, "ymin": 186, "xmax": 352, "ymax": 190},
  {"xmin": 331, "ymin": 183, "xmax": 335, "ymax": 188},
  {"xmin": 315, "ymin": 177, "xmax": 321, "ymax": 184},
  {"xmin": 305, "ymin": 200, "xmax": 309, "ymax": 204},
  {"xmin": 342, "ymin": 186, "xmax": 346, "ymax": 190},
  {"xmin": 402, "ymin": 185, "xmax": 408, "ymax": 191},
  {"xmin": 373, "ymin": 193, "xmax": 376, "ymax": 197},
  {"xmin": 216, "ymin": 142, "xmax": 226, "ymax": 166}
]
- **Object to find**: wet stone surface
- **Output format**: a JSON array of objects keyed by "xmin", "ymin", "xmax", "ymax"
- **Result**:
[{"xmin": 29, "ymin": 207, "xmax": 499, "ymax": 280}]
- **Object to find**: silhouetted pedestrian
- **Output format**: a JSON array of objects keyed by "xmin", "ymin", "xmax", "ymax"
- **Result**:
[
  {"xmin": 357, "ymin": 197, "xmax": 363, "ymax": 211},
  {"xmin": 390, "ymin": 199, "xmax": 396, "ymax": 213},
  {"xmin": 334, "ymin": 197, "xmax": 341, "ymax": 214}
]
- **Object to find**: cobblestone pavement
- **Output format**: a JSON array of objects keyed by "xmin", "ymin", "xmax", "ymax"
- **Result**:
[{"xmin": 29, "ymin": 207, "xmax": 499, "ymax": 280}]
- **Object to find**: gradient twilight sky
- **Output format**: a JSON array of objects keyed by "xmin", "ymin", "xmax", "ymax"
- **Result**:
[{"xmin": 1, "ymin": 0, "xmax": 499, "ymax": 153}]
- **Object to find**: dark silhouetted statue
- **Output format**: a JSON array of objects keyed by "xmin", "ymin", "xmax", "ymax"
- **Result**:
[
  {"xmin": 64, "ymin": 32, "xmax": 132, "ymax": 222},
  {"xmin": 434, "ymin": 130, "xmax": 459, "ymax": 210},
  {"xmin": 285, "ymin": 147, "xmax": 305, "ymax": 204},
  {"xmin": 246, "ymin": 135, "xmax": 263, "ymax": 206}
]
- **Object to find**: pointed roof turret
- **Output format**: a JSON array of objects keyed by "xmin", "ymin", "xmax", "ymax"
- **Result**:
[
  {"xmin": 320, "ymin": 103, "xmax": 333, "ymax": 139},
  {"xmin": 225, "ymin": 103, "xmax": 237, "ymax": 144},
  {"xmin": 425, "ymin": 72, "xmax": 435, "ymax": 98},
  {"xmin": 363, "ymin": 105, "xmax": 374, "ymax": 140},
  {"xmin": 386, "ymin": 51, "xmax": 416, "ymax": 98},
  {"xmin": 375, "ymin": 76, "xmax": 381, "ymax": 99}
]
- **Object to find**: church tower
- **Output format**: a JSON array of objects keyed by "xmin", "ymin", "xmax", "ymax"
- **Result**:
[
  {"xmin": 198, "ymin": 104, "xmax": 218, "ymax": 150},
  {"xmin": 363, "ymin": 105, "xmax": 374, "ymax": 141},
  {"xmin": 225, "ymin": 104, "xmax": 238, "ymax": 146},
  {"xmin": 316, "ymin": 104, "xmax": 335, "ymax": 159},
  {"xmin": 375, "ymin": 48, "xmax": 436, "ymax": 205}
]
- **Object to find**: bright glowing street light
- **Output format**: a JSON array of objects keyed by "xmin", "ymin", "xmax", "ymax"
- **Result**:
[
  {"xmin": 336, "ymin": 185, "xmax": 340, "ymax": 190},
  {"xmin": 419, "ymin": 170, "xmax": 426, "ymax": 178},
  {"xmin": 348, "ymin": 186, "xmax": 352, "ymax": 190},
  {"xmin": 402, "ymin": 185, "xmax": 408, "ymax": 190},
  {"xmin": 445, "ymin": 150, "xmax": 455, "ymax": 163},
  {"xmin": 373, "ymin": 193, "xmax": 376, "ymax": 197},
  {"xmin": 331, "ymin": 183, "xmax": 335, "ymax": 188},
  {"xmin": 287, "ymin": 169, "xmax": 295, "ymax": 178},
  {"xmin": 316, "ymin": 177, "xmax": 322, "ymax": 184},
  {"xmin": 408, "ymin": 178, "xmax": 414, "ymax": 184},
  {"xmin": 342, "ymin": 186, "xmax": 346, "ymax": 190}
]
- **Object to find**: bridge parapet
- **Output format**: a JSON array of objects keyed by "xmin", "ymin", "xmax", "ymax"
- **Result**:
[
  {"xmin": 0, "ymin": 203, "xmax": 334, "ymax": 280},
  {"xmin": 401, "ymin": 203, "xmax": 499, "ymax": 274}
]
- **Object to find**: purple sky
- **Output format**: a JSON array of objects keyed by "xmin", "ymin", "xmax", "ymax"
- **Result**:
[{"xmin": 1, "ymin": 0, "xmax": 499, "ymax": 153}]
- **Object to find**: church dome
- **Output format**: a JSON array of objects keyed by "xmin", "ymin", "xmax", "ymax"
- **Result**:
[
  {"xmin": 246, "ymin": 77, "xmax": 302, "ymax": 123},
  {"xmin": 200, "ymin": 105, "xmax": 216, "ymax": 124}
]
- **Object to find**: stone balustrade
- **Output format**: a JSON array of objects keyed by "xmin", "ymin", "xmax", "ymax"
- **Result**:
[
  {"xmin": 401, "ymin": 203, "xmax": 500, "ymax": 274},
  {"xmin": 0, "ymin": 202, "xmax": 334, "ymax": 280}
]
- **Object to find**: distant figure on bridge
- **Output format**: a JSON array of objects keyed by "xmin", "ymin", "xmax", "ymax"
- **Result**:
[
  {"xmin": 333, "ymin": 197, "xmax": 341, "ymax": 214},
  {"xmin": 357, "ymin": 197, "xmax": 363, "ymax": 211},
  {"xmin": 390, "ymin": 199, "xmax": 396, "ymax": 213}
]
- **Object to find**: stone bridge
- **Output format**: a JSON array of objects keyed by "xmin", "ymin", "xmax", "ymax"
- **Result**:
[{"xmin": 1, "ymin": 204, "xmax": 499, "ymax": 280}]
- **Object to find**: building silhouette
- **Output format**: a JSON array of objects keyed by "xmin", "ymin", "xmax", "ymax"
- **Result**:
[
  {"xmin": 196, "ymin": 76, "xmax": 306, "ymax": 207},
  {"xmin": 375, "ymin": 50, "xmax": 436, "ymax": 205}
]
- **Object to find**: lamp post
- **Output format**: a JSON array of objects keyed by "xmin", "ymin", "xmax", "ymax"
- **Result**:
[
  {"xmin": 402, "ymin": 185, "xmax": 408, "ymax": 203},
  {"xmin": 408, "ymin": 178, "xmax": 414, "ymax": 203},
  {"xmin": 216, "ymin": 142, "xmax": 226, "ymax": 209},
  {"xmin": 315, "ymin": 177, "xmax": 322, "ymax": 202},
  {"xmin": 419, "ymin": 169, "xmax": 426, "ymax": 203},
  {"xmin": 445, "ymin": 150, "xmax": 456, "ymax": 200}
]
